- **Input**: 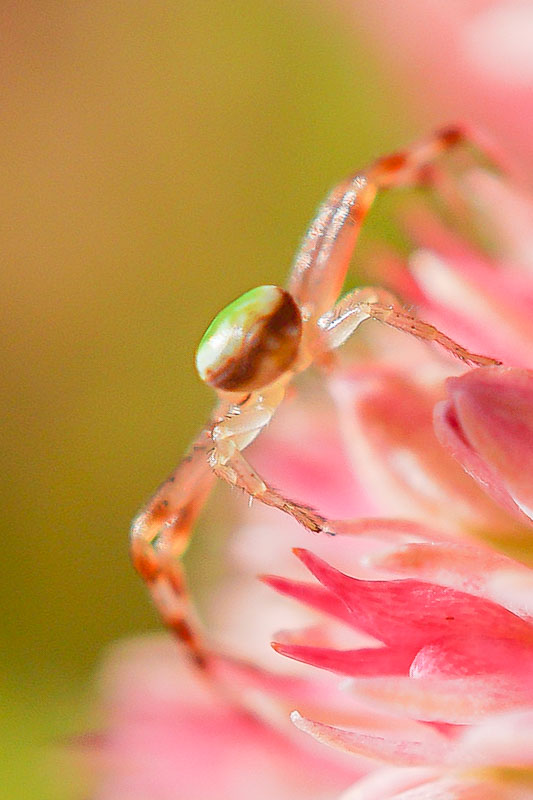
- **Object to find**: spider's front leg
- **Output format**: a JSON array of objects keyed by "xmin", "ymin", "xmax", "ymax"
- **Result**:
[
  {"xmin": 209, "ymin": 383, "xmax": 330, "ymax": 534},
  {"xmin": 317, "ymin": 286, "xmax": 501, "ymax": 368},
  {"xmin": 288, "ymin": 123, "xmax": 503, "ymax": 326},
  {"xmin": 130, "ymin": 411, "xmax": 226, "ymax": 668}
]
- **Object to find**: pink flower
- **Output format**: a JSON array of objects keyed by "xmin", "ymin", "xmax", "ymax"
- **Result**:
[
  {"xmin": 81, "ymin": 637, "xmax": 362, "ymax": 800},
  {"xmin": 266, "ymin": 544, "xmax": 533, "ymax": 741},
  {"xmin": 251, "ymin": 171, "xmax": 533, "ymax": 795},
  {"xmin": 85, "ymin": 158, "xmax": 533, "ymax": 796}
]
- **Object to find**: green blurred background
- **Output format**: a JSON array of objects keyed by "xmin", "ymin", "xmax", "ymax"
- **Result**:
[{"xmin": 1, "ymin": 2, "xmax": 418, "ymax": 796}]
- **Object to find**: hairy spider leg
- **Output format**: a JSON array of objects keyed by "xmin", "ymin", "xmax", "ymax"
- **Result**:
[
  {"xmin": 209, "ymin": 382, "xmax": 329, "ymax": 534},
  {"xmin": 207, "ymin": 126, "xmax": 502, "ymax": 538},
  {"xmin": 317, "ymin": 286, "xmax": 501, "ymax": 368},
  {"xmin": 288, "ymin": 124, "xmax": 503, "ymax": 329},
  {"xmin": 130, "ymin": 416, "xmax": 225, "ymax": 668},
  {"xmin": 210, "ymin": 403, "xmax": 329, "ymax": 533}
]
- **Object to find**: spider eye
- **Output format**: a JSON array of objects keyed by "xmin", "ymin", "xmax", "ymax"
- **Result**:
[{"xmin": 195, "ymin": 285, "xmax": 302, "ymax": 393}]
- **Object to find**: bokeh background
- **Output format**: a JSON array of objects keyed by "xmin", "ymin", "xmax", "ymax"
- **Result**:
[{"xmin": 4, "ymin": 1, "xmax": 525, "ymax": 797}]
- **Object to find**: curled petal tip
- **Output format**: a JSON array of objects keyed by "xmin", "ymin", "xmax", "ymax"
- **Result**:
[{"xmin": 436, "ymin": 367, "xmax": 533, "ymax": 525}]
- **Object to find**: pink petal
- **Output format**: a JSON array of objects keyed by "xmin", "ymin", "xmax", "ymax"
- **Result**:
[
  {"xmin": 434, "ymin": 401, "xmax": 526, "ymax": 522},
  {"xmin": 362, "ymin": 230, "xmax": 518, "ymax": 367},
  {"xmin": 435, "ymin": 367, "xmax": 533, "ymax": 523},
  {"xmin": 290, "ymin": 711, "xmax": 448, "ymax": 767},
  {"xmin": 261, "ymin": 574, "xmax": 360, "ymax": 629},
  {"xmin": 465, "ymin": 3, "xmax": 533, "ymax": 88},
  {"xmin": 271, "ymin": 642, "xmax": 414, "ymax": 677},
  {"xmin": 341, "ymin": 1, "xmax": 533, "ymax": 171},
  {"xmin": 453, "ymin": 710, "xmax": 533, "ymax": 768},
  {"xmin": 369, "ymin": 542, "xmax": 533, "ymax": 617},
  {"xmin": 248, "ymin": 397, "xmax": 374, "ymax": 519},
  {"xmin": 291, "ymin": 549, "xmax": 533, "ymax": 647},
  {"xmin": 329, "ymin": 368, "xmax": 510, "ymax": 532},
  {"xmin": 92, "ymin": 637, "xmax": 361, "ymax": 800},
  {"xmin": 329, "ymin": 517, "xmax": 453, "ymax": 543},
  {"xmin": 408, "ymin": 247, "xmax": 533, "ymax": 368},
  {"xmin": 215, "ymin": 648, "xmax": 456, "ymax": 748},
  {"xmin": 337, "ymin": 767, "xmax": 442, "ymax": 800},
  {"xmin": 291, "ymin": 711, "xmax": 449, "ymax": 766},
  {"xmin": 345, "ymin": 774, "xmax": 521, "ymax": 800},
  {"xmin": 462, "ymin": 169, "xmax": 533, "ymax": 274},
  {"xmin": 410, "ymin": 636, "xmax": 533, "ymax": 679},
  {"xmin": 345, "ymin": 675, "xmax": 532, "ymax": 724},
  {"xmin": 406, "ymin": 201, "xmax": 533, "ymax": 311}
]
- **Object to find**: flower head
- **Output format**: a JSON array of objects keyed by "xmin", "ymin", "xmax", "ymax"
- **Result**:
[{"xmin": 85, "ymin": 160, "xmax": 533, "ymax": 798}]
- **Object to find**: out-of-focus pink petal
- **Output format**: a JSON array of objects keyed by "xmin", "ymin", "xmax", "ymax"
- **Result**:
[
  {"xmin": 405, "ymin": 188, "xmax": 533, "ymax": 292},
  {"xmin": 463, "ymin": 169, "xmax": 533, "ymax": 273},
  {"xmin": 408, "ymin": 248, "xmax": 533, "ymax": 368},
  {"xmin": 345, "ymin": 674, "xmax": 531, "ymax": 724},
  {"xmin": 368, "ymin": 172, "xmax": 533, "ymax": 369},
  {"xmin": 486, "ymin": 568, "xmax": 533, "ymax": 620},
  {"xmin": 248, "ymin": 398, "xmax": 375, "ymax": 520},
  {"xmin": 212, "ymin": 650, "xmax": 449, "ymax": 739},
  {"xmin": 291, "ymin": 549, "xmax": 533, "ymax": 647},
  {"xmin": 464, "ymin": 2, "xmax": 533, "ymax": 88},
  {"xmin": 340, "ymin": 1, "xmax": 533, "ymax": 170},
  {"xmin": 89, "ymin": 637, "xmax": 360, "ymax": 800},
  {"xmin": 453, "ymin": 710, "xmax": 533, "ymax": 768},
  {"xmin": 290, "ymin": 711, "xmax": 449, "ymax": 767},
  {"xmin": 337, "ymin": 767, "xmax": 442, "ymax": 800},
  {"xmin": 210, "ymin": 649, "xmax": 373, "ymax": 723},
  {"xmin": 330, "ymin": 517, "xmax": 454, "ymax": 543},
  {"xmin": 338, "ymin": 715, "xmax": 533, "ymax": 797},
  {"xmin": 435, "ymin": 367, "xmax": 533, "ymax": 524},
  {"xmin": 329, "ymin": 367, "xmax": 513, "ymax": 533},
  {"xmin": 344, "ymin": 773, "xmax": 528, "ymax": 800}
]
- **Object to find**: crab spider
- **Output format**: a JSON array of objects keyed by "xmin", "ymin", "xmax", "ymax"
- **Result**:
[{"xmin": 131, "ymin": 125, "xmax": 502, "ymax": 668}]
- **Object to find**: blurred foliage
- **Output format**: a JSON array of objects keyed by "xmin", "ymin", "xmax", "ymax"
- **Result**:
[{"xmin": 1, "ymin": 1, "xmax": 413, "ymax": 796}]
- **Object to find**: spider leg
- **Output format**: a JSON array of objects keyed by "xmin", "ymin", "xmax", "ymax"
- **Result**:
[
  {"xmin": 210, "ymin": 384, "xmax": 330, "ymax": 534},
  {"xmin": 130, "ymin": 418, "xmax": 222, "ymax": 669},
  {"xmin": 288, "ymin": 124, "xmax": 503, "ymax": 324},
  {"xmin": 318, "ymin": 287, "xmax": 501, "ymax": 367},
  {"xmin": 317, "ymin": 286, "xmax": 501, "ymax": 367}
]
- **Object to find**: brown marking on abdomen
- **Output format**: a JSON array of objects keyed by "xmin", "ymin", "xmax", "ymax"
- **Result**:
[{"xmin": 206, "ymin": 290, "xmax": 302, "ymax": 392}]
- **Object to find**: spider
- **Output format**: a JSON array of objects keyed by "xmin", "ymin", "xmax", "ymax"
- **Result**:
[{"xmin": 130, "ymin": 125, "xmax": 502, "ymax": 669}]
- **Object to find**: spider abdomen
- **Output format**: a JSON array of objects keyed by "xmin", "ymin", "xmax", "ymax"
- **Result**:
[{"xmin": 195, "ymin": 285, "xmax": 302, "ymax": 393}]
